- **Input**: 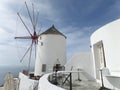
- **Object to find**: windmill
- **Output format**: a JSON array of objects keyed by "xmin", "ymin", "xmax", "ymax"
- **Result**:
[{"xmin": 15, "ymin": 2, "xmax": 41, "ymax": 72}]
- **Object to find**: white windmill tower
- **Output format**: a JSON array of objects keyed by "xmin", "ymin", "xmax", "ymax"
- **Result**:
[{"xmin": 34, "ymin": 25, "xmax": 66, "ymax": 76}]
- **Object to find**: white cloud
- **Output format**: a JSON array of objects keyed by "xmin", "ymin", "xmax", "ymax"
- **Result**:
[
  {"xmin": 0, "ymin": 45, "xmax": 19, "ymax": 65},
  {"xmin": 61, "ymin": 26, "xmax": 94, "ymax": 47},
  {"xmin": 0, "ymin": 28, "xmax": 10, "ymax": 42},
  {"xmin": 32, "ymin": 0, "xmax": 62, "ymax": 22},
  {"xmin": 60, "ymin": 25, "xmax": 98, "ymax": 60},
  {"xmin": 0, "ymin": 0, "xmax": 117, "ymax": 65},
  {"xmin": 0, "ymin": 0, "xmax": 34, "ymax": 66}
]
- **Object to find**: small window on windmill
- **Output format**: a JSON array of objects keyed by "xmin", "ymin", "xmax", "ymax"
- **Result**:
[
  {"xmin": 41, "ymin": 42, "xmax": 43, "ymax": 46},
  {"xmin": 40, "ymin": 36, "xmax": 42, "ymax": 40},
  {"xmin": 42, "ymin": 64, "xmax": 46, "ymax": 72}
]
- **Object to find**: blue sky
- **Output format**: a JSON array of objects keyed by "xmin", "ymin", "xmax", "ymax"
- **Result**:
[{"xmin": 0, "ymin": 0, "xmax": 120, "ymax": 67}]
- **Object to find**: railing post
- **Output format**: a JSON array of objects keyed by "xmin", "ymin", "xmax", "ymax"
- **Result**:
[
  {"xmin": 70, "ymin": 73, "xmax": 72, "ymax": 90},
  {"xmin": 78, "ymin": 68, "xmax": 82, "ymax": 81},
  {"xmin": 99, "ymin": 69, "xmax": 111, "ymax": 90}
]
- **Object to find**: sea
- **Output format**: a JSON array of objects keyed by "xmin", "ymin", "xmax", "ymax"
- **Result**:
[{"xmin": 0, "ymin": 65, "xmax": 34, "ymax": 85}]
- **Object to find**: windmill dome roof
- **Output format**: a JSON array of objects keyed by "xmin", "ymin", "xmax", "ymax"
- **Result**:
[{"xmin": 40, "ymin": 25, "xmax": 66, "ymax": 38}]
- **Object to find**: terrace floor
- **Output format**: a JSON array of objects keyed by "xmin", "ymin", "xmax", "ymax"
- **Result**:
[{"xmin": 58, "ymin": 80, "xmax": 112, "ymax": 90}]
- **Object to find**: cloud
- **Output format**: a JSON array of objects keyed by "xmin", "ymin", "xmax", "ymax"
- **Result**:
[
  {"xmin": 60, "ymin": 25, "xmax": 99, "ymax": 60},
  {"xmin": 0, "ymin": 0, "xmax": 33, "ymax": 66},
  {"xmin": 0, "ymin": 45, "xmax": 19, "ymax": 65},
  {"xmin": 0, "ymin": 0, "xmax": 120, "ymax": 65},
  {"xmin": 0, "ymin": 28, "xmax": 15, "ymax": 47}
]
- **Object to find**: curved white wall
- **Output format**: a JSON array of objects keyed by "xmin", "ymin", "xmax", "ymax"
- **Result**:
[
  {"xmin": 65, "ymin": 52, "xmax": 95, "ymax": 81},
  {"xmin": 91, "ymin": 19, "xmax": 120, "ymax": 76},
  {"xmin": 19, "ymin": 72, "xmax": 38, "ymax": 90},
  {"xmin": 38, "ymin": 73, "xmax": 65, "ymax": 90},
  {"xmin": 35, "ymin": 34, "xmax": 66, "ymax": 76}
]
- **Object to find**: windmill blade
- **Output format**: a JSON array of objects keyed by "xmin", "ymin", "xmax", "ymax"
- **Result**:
[
  {"xmin": 38, "ymin": 24, "xmax": 42, "ymax": 35},
  {"xmin": 32, "ymin": 3, "xmax": 36, "ymax": 32},
  {"xmin": 32, "ymin": 3, "xmax": 35, "ymax": 26},
  {"xmin": 20, "ymin": 42, "xmax": 33, "ymax": 62},
  {"xmin": 35, "ymin": 12, "xmax": 39, "ymax": 27},
  {"xmin": 17, "ymin": 12, "xmax": 32, "ymax": 37},
  {"xmin": 28, "ymin": 41, "xmax": 33, "ymax": 72},
  {"xmin": 25, "ymin": 1, "xmax": 35, "ymax": 31},
  {"xmin": 15, "ymin": 36, "xmax": 31, "ymax": 39}
]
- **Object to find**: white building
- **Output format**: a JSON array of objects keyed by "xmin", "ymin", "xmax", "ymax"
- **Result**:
[
  {"xmin": 91, "ymin": 19, "xmax": 120, "ymax": 89},
  {"xmin": 34, "ymin": 25, "xmax": 66, "ymax": 76}
]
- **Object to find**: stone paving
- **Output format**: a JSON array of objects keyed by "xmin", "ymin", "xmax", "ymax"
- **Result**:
[{"xmin": 59, "ymin": 80, "xmax": 101, "ymax": 90}]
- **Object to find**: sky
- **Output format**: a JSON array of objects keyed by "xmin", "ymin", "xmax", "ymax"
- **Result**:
[{"xmin": 0, "ymin": 0, "xmax": 120, "ymax": 67}]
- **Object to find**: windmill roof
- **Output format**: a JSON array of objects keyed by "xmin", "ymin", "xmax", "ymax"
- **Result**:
[{"xmin": 40, "ymin": 25, "xmax": 66, "ymax": 38}]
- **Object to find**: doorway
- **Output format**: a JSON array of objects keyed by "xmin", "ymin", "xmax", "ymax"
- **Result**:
[{"xmin": 93, "ymin": 41, "xmax": 106, "ymax": 79}]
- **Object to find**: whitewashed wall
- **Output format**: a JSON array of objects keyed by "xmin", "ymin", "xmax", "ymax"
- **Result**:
[
  {"xmin": 35, "ymin": 34, "xmax": 66, "ymax": 76},
  {"xmin": 91, "ymin": 19, "xmax": 120, "ymax": 76},
  {"xmin": 38, "ymin": 73, "xmax": 65, "ymax": 90},
  {"xmin": 19, "ymin": 73, "xmax": 38, "ymax": 90},
  {"xmin": 91, "ymin": 19, "xmax": 120, "ymax": 89},
  {"xmin": 65, "ymin": 52, "xmax": 95, "ymax": 81}
]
